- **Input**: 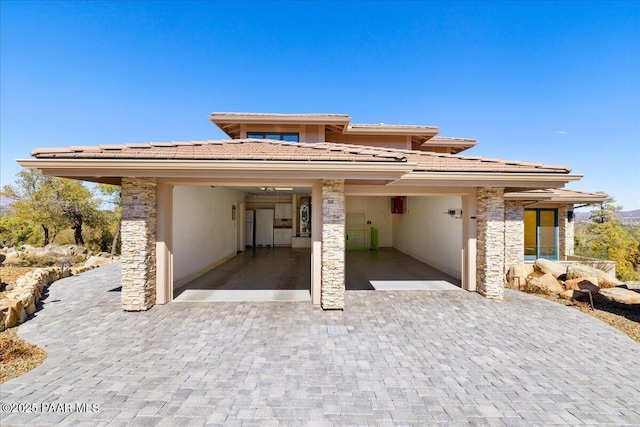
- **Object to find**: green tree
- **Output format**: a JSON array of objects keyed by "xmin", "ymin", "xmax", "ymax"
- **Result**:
[
  {"xmin": 1, "ymin": 170, "xmax": 66, "ymax": 245},
  {"xmin": 1, "ymin": 169, "xmax": 102, "ymax": 247},
  {"xmin": 589, "ymin": 195, "xmax": 620, "ymax": 224},
  {"xmin": 53, "ymin": 178, "xmax": 101, "ymax": 245},
  {"xmin": 96, "ymin": 184, "xmax": 122, "ymax": 255},
  {"xmin": 580, "ymin": 198, "xmax": 640, "ymax": 281}
]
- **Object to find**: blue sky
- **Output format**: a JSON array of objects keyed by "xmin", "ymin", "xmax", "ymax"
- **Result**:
[{"xmin": 2, "ymin": 1, "xmax": 639, "ymax": 210}]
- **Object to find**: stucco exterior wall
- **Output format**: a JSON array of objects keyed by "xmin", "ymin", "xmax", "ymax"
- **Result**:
[
  {"xmin": 392, "ymin": 196, "xmax": 463, "ymax": 279},
  {"xmin": 345, "ymin": 196, "xmax": 393, "ymax": 247},
  {"xmin": 121, "ymin": 177, "xmax": 157, "ymax": 311},
  {"xmin": 172, "ymin": 186, "xmax": 245, "ymax": 287},
  {"xmin": 476, "ymin": 187, "xmax": 505, "ymax": 300},
  {"xmin": 325, "ymin": 133, "xmax": 410, "ymax": 149}
]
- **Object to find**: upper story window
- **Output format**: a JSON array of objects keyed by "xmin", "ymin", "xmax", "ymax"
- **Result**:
[{"xmin": 246, "ymin": 132, "xmax": 299, "ymax": 142}]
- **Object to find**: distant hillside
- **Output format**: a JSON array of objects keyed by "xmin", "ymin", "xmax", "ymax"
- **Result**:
[
  {"xmin": 576, "ymin": 209, "xmax": 640, "ymax": 225},
  {"xmin": 0, "ymin": 196, "xmax": 11, "ymax": 215}
]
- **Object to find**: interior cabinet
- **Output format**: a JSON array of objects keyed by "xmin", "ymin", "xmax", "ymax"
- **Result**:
[
  {"xmin": 274, "ymin": 228, "xmax": 293, "ymax": 246},
  {"xmin": 275, "ymin": 203, "xmax": 292, "ymax": 219}
]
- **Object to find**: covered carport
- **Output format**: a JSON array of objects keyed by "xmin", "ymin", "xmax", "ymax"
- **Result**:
[
  {"xmin": 344, "ymin": 190, "xmax": 466, "ymax": 291},
  {"xmin": 19, "ymin": 138, "xmax": 583, "ymax": 312},
  {"xmin": 169, "ymin": 184, "xmax": 314, "ymax": 302}
]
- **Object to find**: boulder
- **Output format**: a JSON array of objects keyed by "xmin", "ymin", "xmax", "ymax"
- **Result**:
[
  {"xmin": 533, "ymin": 259, "xmax": 566, "ymax": 278},
  {"xmin": 623, "ymin": 282, "xmax": 640, "ymax": 291},
  {"xmin": 566, "ymin": 264, "xmax": 621, "ymax": 288},
  {"xmin": 3, "ymin": 300, "xmax": 27, "ymax": 327},
  {"xmin": 71, "ymin": 266, "xmax": 87, "ymax": 275},
  {"xmin": 559, "ymin": 289, "xmax": 591, "ymax": 301},
  {"xmin": 505, "ymin": 263, "xmax": 534, "ymax": 288},
  {"xmin": 2, "ymin": 251, "xmax": 20, "ymax": 265},
  {"xmin": 523, "ymin": 273, "xmax": 564, "ymax": 295},
  {"xmin": 4, "ymin": 284, "xmax": 13, "ymax": 291},
  {"xmin": 25, "ymin": 301, "xmax": 37, "ymax": 316},
  {"xmin": 2, "ymin": 303, "xmax": 19, "ymax": 330},
  {"xmin": 84, "ymin": 255, "xmax": 112, "ymax": 269},
  {"xmin": 564, "ymin": 276, "xmax": 599, "ymax": 295},
  {"xmin": 599, "ymin": 288, "xmax": 640, "ymax": 306}
]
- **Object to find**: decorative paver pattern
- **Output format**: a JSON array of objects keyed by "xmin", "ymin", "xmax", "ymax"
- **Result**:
[{"xmin": 2, "ymin": 262, "xmax": 640, "ymax": 426}]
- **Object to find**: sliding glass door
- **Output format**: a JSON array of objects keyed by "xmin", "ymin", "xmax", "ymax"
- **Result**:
[{"xmin": 524, "ymin": 208, "xmax": 558, "ymax": 260}]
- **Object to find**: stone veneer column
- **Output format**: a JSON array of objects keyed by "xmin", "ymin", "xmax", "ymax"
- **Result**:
[
  {"xmin": 121, "ymin": 177, "xmax": 157, "ymax": 311},
  {"xmin": 558, "ymin": 205, "xmax": 574, "ymax": 260},
  {"xmin": 476, "ymin": 187, "xmax": 505, "ymax": 300},
  {"xmin": 321, "ymin": 179, "xmax": 345, "ymax": 310},
  {"xmin": 504, "ymin": 201, "xmax": 524, "ymax": 270}
]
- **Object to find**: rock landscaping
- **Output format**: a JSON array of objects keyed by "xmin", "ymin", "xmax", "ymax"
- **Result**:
[
  {"xmin": 506, "ymin": 259, "xmax": 634, "ymax": 304},
  {"xmin": 0, "ymin": 244, "xmax": 119, "ymax": 332},
  {"xmin": 506, "ymin": 259, "xmax": 640, "ymax": 344}
]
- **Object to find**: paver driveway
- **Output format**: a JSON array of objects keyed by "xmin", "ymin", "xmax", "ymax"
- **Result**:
[{"xmin": 1, "ymin": 262, "xmax": 640, "ymax": 426}]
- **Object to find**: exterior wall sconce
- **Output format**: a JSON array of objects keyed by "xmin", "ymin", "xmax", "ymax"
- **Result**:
[
  {"xmin": 568, "ymin": 210, "xmax": 575, "ymax": 222},
  {"xmin": 445, "ymin": 209, "xmax": 463, "ymax": 219}
]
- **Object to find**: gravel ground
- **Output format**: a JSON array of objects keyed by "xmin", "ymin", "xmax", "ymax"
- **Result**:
[
  {"xmin": 0, "ymin": 328, "xmax": 47, "ymax": 383},
  {"xmin": 1, "ymin": 266, "xmax": 46, "ymax": 383},
  {"xmin": 536, "ymin": 293, "xmax": 640, "ymax": 344},
  {"xmin": 0, "ymin": 266, "xmax": 37, "ymax": 298}
]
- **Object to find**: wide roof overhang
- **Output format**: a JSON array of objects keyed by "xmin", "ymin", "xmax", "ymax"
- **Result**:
[
  {"xmin": 16, "ymin": 158, "xmax": 415, "ymax": 185},
  {"xmin": 503, "ymin": 188, "xmax": 609, "ymax": 204},
  {"xmin": 18, "ymin": 138, "xmax": 581, "ymax": 189},
  {"xmin": 17, "ymin": 158, "xmax": 582, "ymax": 190}
]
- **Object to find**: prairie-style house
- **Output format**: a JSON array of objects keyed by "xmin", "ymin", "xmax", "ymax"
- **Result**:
[{"xmin": 19, "ymin": 112, "xmax": 607, "ymax": 310}]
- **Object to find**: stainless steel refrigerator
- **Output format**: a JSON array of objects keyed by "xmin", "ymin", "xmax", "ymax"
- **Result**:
[{"xmin": 255, "ymin": 209, "xmax": 274, "ymax": 247}]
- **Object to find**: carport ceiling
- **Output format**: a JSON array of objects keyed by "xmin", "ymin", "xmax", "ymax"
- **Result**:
[{"xmin": 230, "ymin": 186, "xmax": 312, "ymax": 195}]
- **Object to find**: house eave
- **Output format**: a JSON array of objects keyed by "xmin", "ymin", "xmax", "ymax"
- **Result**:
[
  {"xmin": 392, "ymin": 172, "xmax": 583, "ymax": 188},
  {"xmin": 503, "ymin": 193, "xmax": 609, "ymax": 204},
  {"xmin": 344, "ymin": 126, "xmax": 440, "ymax": 137},
  {"xmin": 17, "ymin": 158, "xmax": 416, "ymax": 182},
  {"xmin": 209, "ymin": 113, "xmax": 351, "ymax": 126}
]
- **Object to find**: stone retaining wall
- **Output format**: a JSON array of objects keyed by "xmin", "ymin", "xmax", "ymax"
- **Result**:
[
  {"xmin": 0, "ymin": 267, "xmax": 70, "ymax": 332},
  {"xmin": 0, "ymin": 258, "xmax": 119, "ymax": 331}
]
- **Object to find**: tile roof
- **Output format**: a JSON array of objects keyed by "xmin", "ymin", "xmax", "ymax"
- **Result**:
[
  {"xmin": 30, "ymin": 139, "xmax": 571, "ymax": 173},
  {"xmin": 504, "ymin": 188, "xmax": 609, "ymax": 202},
  {"xmin": 31, "ymin": 139, "xmax": 405, "ymax": 162}
]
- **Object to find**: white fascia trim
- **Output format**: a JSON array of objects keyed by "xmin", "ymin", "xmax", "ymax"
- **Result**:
[
  {"xmin": 17, "ymin": 158, "xmax": 415, "ymax": 178},
  {"xmin": 504, "ymin": 195, "xmax": 608, "ymax": 203},
  {"xmin": 345, "ymin": 127, "xmax": 440, "ymax": 136},
  {"xmin": 209, "ymin": 115, "xmax": 351, "ymax": 126},
  {"xmin": 392, "ymin": 172, "xmax": 583, "ymax": 187}
]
